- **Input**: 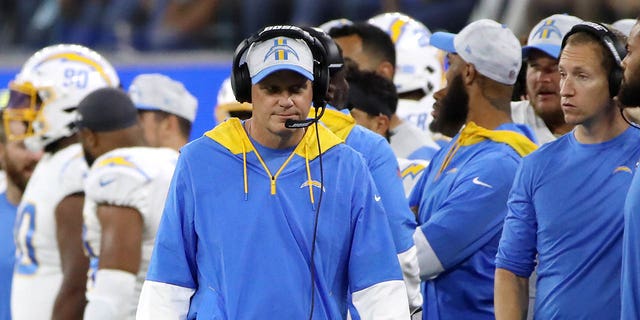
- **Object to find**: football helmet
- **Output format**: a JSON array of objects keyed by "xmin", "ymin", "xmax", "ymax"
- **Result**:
[
  {"xmin": 4, "ymin": 44, "xmax": 119, "ymax": 151},
  {"xmin": 368, "ymin": 12, "xmax": 443, "ymax": 96},
  {"xmin": 214, "ymin": 77, "xmax": 253, "ymax": 124}
]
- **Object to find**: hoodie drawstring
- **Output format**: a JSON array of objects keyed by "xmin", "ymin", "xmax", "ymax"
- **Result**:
[
  {"xmin": 305, "ymin": 144, "xmax": 315, "ymax": 210},
  {"xmin": 242, "ymin": 141, "xmax": 248, "ymax": 201},
  {"xmin": 249, "ymin": 144, "xmax": 297, "ymax": 196}
]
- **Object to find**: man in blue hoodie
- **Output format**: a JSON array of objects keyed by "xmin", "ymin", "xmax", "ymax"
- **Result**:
[{"xmin": 137, "ymin": 25, "xmax": 409, "ymax": 319}]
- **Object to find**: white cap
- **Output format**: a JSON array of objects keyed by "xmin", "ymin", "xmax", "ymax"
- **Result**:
[
  {"xmin": 128, "ymin": 73, "xmax": 198, "ymax": 122},
  {"xmin": 613, "ymin": 19, "xmax": 637, "ymax": 36},
  {"xmin": 523, "ymin": 14, "xmax": 583, "ymax": 59},
  {"xmin": 430, "ymin": 19, "xmax": 521, "ymax": 85},
  {"xmin": 246, "ymin": 36, "xmax": 314, "ymax": 84}
]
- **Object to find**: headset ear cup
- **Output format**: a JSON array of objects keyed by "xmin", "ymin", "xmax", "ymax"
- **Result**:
[
  {"xmin": 312, "ymin": 51, "xmax": 329, "ymax": 109},
  {"xmin": 231, "ymin": 63, "xmax": 252, "ymax": 103},
  {"xmin": 300, "ymin": 26, "xmax": 342, "ymax": 109},
  {"xmin": 231, "ymin": 38, "xmax": 253, "ymax": 103},
  {"xmin": 308, "ymin": 38, "xmax": 329, "ymax": 109}
]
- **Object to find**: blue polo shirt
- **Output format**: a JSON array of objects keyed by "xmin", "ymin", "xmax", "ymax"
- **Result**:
[{"xmin": 497, "ymin": 127, "xmax": 640, "ymax": 319}]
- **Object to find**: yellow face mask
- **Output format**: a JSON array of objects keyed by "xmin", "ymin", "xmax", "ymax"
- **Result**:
[{"xmin": 3, "ymin": 81, "xmax": 46, "ymax": 141}]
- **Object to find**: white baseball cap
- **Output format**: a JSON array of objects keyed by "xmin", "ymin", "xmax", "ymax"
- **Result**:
[
  {"xmin": 613, "ymin": 19, "xmax": 637, "ymax": 36},
  {"xmin": 522, "ymin": 14, "xmax": 583, "ymax": 59},
  {"xmin": 430, "ymin": 19, "xmax": 522, "ymax": 85},
  {"xmin": 128, "ymin": 73, "xmax": 198, "ymax": 122},
  {"xmin": 246, "ymin": 36, "xmax": 314, "ymax": 84}
]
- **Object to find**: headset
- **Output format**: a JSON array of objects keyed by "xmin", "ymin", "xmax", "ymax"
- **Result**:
[
  {"xmin": 231, "ymin": 25, "xmax": 330, "ymax": 128},
  {"xmin": 301, "ymin": 26, "xmax": 345, "ymax": 75},
  {"xmin": 561, "ymin": 22, "xmax": 627, "ymax": 97}
]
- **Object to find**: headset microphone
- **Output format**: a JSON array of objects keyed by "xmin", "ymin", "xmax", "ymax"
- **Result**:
[
  {"xmin": 285, "ymin": 119, "xmax": 314, "ymax": 128},
  {"xmin": 284, "ymin": 104, "xmax": 326, "ymax": 129}
]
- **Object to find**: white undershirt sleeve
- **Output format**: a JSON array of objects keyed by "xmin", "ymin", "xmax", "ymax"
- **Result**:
[
  {"xmin": 136, "ymin": 280, "xmax": 195, "ymax": 320},
  {"xmin": 413, "ymin": 227, "xmax": 445, "ymax": 280},
  {"xmin": 397, "ymin": 245, "xmax": 423, "ymax": 312},
  {"xmin": 352, "ymin": 280, "xmax": 411, "ymax": 319}
]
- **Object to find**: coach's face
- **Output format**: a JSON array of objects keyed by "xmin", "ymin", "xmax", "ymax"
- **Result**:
[
  {"xmin": 619, "ymin": 22, "xmax": 640, "ymax": 106},
  {"xmin": 559, "ymin": 42, "xmax": 611, "ymax": 126},
  {"xmin": 250, "ymin": 70, "xmax": 313, "ymax": 146}
]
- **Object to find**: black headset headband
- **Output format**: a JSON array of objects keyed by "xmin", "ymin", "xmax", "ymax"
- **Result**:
[
  {"xmin": 561, "ymin": 22, "xmax": 626, "ymax": 65},
  {"xmin": 301, "ymin": 27, "xmax": 344, "ymax": 74}
]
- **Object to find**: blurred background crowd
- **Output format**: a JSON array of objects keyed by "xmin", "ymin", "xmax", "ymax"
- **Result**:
[{"xmin": 0, "ymin": 0, "xmax": 637, "ymax": 53}]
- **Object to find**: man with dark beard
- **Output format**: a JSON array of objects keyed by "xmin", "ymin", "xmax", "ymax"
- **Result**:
[
  {"xmin": 619, "ymin": 18, "xmax": 640, "ymax": 320},
  {"xmin": 0, "ymin": 111, "xmax": 42, "ymax": 320},
  {"xmin": 407, "ymin": 19, "xmax": 538, "ymax": 320},
  {"xmin": 428, "ymin": 76, "xmax": 469, "ymax": 139}
]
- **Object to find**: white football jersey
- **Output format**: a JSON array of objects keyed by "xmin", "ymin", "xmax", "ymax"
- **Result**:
[
  {"xmin": 389, "ymin": 119, "xmax": 440, "ymax": 162},
  {"xmin": 396, "ymin": 97, "xmax": 434, "ymax": 133},
  {"xmin": 397, "ymin": 158, "xmax": 429, "ymax": 197},
  {"xmin": 12, "ymin": 143, "xmax": 87, "ymax": 319},
  {"xmin": 510, "ymin": 100, "xmax": 557, "ymax": 145},
  {"xmin": 83, "ymin": 146, "xmax": 178, "ymax": 319}
]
